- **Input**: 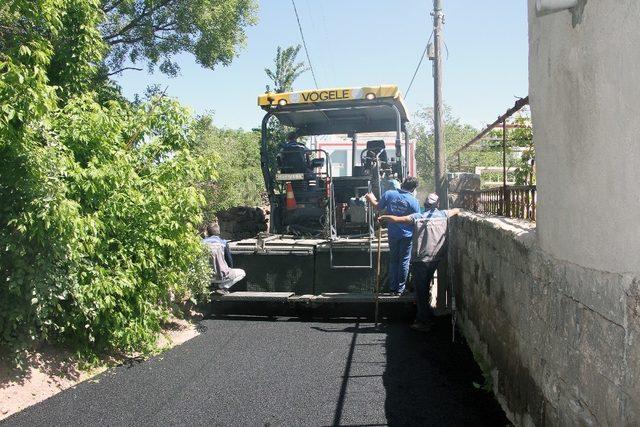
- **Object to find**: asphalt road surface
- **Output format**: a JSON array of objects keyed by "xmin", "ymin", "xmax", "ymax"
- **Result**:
[{"xmin": 4, "ymin": 317, "xmax": 509, "ymax": 426}]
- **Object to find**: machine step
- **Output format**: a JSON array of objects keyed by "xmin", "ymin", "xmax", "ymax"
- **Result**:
[
  {"xmin": 213, "ymin": 292, "xmax": 294, "ymax": 302},
  {"xmin": 213, "ymin": 291, "xmax": 413, "ymax": 304}
]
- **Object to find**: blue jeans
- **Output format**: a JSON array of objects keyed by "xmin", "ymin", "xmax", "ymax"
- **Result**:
[
  {"xmin": 411, "ymin": 261, "xmax": 439, "ymax": 323},
  {"xmin": 388, "ymin": 236, "xmax": 412, "ymax": 293}
]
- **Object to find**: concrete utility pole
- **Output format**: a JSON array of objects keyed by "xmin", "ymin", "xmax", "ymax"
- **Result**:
[
  {"xmin": 432, "ymin": 0, "xmax": 446, "ymax": 208},
  {"xmin": 430, "ymin": 0, "xmax": 449, "ymax": 311}
]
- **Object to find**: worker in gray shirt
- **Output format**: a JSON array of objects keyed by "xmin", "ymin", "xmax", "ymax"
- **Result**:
[
  {"xmin": 202, "ymin": 223, "xmax": 246, "ymax": 295},
  {"xmin": 379, "ymin": 193, "xmax": 460, "ymax": 332}
]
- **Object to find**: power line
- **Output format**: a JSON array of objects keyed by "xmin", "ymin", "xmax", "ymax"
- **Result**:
[
  {"xmin": 317, "ymin": 0, "xmax": 337, "ymax": 84},
  {"xmin": 291, "ymin": 0, "xmax": 319, "ymax": 89},
  {"xmin": 404, "ymin": 36, "xmax": 431, "ymax": 100}
]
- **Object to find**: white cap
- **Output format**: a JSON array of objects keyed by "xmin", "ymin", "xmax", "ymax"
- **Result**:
[{"xmin": 425, "ymin": 193, "xmax": 439, "ymax": 206}]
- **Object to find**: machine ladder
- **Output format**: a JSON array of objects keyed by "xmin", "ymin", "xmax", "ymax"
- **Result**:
[{"xmin": 328, "ymin": 181, "xmax": 378, "ymax": 269}]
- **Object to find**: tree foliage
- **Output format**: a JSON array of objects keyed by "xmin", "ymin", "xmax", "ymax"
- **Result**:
[
  {"xmin": 264, "ymin": 45, "xmax": 308, "ymax": 93},
  {"xmin": 509, "ymin": 116, "xmax": 535, "ymax": 185},
  {"xmin": 0, "ymin": 0, "xmax": 106, "ymax": 98},
  {"xmin": 482, "ymin": 114, "xmax": 535, "ymax": 186},
  {"xmin": 410, "ymin": 106, "xmax": 534, "ymax": 191},
  {"xmin": 100, "ymin": 0, "xmax": 258, "ymax": 76},
  {"xmin": 411, "ymin": 106, "xmax": 499, "ymax": 192},
  {"xmin": 0, "ymin": 0, "xmax": 259, "ymax": 357},
  {"xmin": 262, "ymin": 45, "xmax": 308, "ymax": 175},
  {"xmin": 192, "ymin": 116, "xmax": 264, "ymax": 223}
]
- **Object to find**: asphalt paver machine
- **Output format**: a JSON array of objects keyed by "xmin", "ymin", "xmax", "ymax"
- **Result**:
[{"xmin": 220, "ymin": 85, "xmax": 414, "ymax": 311}]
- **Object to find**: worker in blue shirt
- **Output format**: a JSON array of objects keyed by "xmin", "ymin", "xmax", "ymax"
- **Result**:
[{"xmin": 365, "ymin": 176, "xmax": 420, "ymax": 295}]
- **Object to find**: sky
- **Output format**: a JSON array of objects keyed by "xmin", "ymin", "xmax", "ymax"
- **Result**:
[{"xmin": 114, "ymin": 0, "xmax": 529, "ymax": 131}]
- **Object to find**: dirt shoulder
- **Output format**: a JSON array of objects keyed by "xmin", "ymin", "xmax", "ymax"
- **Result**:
[{"xmin": 0, "ymin": 314, "xmax": 204, "ymax": 421}]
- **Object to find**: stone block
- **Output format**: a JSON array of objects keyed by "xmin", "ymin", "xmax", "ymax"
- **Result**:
[
  {"xmin": 528, "ymin": 249, "xmax": 553, "ymax": 283},
  {"xmin": 559, "ymin": 261, "xmax": 630, "ymax": 327},
  {"xmin": 574, "ymin": 302, "xmax": 626, "ymax": 385},
  {"xmin": 543, "ymin": 402, "xmax": 561, "ymax": 427},
  {"xmin": 571, "ymin": 359, "xmax": 627, "ymax": 426},
  {"xmin": 537, "ymin": 317, "xmax": 571, "ymax": 378},
  {"xmin": 555, "ymin": 378, "xmax": 599, "ymax": 427},
  {"xmin": 528, "ymin": 353, "xmax": 566, "ymax": 425},
  {"xmin": 622, "ymin": 394, "xmax": 640, "ymax": 426},
  {"xmin": 623, "ymin": 279, "xmax": 640, "ymax": 408},
  {"xmin": 508, "ymin": 242, "xmax": 532, "ymax": 275}
]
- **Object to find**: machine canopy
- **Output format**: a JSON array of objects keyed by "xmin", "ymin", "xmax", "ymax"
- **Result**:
[{"xmin": 258, "ymin": 85, "xmax": 409, "ymax": 136}]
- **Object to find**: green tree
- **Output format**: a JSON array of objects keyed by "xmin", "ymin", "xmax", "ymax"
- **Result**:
[
  {"xmin": 0, "ymin": 0, "xmax": 258, "ymax": 358},
  {"xmin": 0, "ymin": 0, "xmax": 106, "ymax": 98},
  {"xmin": 264, "ymin": 45, "xmax": 308, "ymax": 93},
  {"xmin": 411, "ymin": 106, "xmax": 500, "ymax": 192},
  {"xmin": 99, "ymin": 0, "xmax": 258, "ymax": 76},
  {"xmin": 192, "ymin": 116, "xmax": 264, "ymax": 223},
  {"xmin": 411, "ymin": 103, "xmax": 535, "ymax": 192},
  {"xmin": 482, "ymin": 115, "xmax": 534, "ymax": 186},
  {"xmin": 262, "ymin": 45, "xmax": 308, "ymax": 178},
  {"xmin": 509, "ymin": 116, "xmax": 534, "ymax": 185}
]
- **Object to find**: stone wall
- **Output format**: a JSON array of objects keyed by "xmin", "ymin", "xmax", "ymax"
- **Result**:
[{"xmin": 450, "ymin": 213, "xmax": 640, "ymax": 426}]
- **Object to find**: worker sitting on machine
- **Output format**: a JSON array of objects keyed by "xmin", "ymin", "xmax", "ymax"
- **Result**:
[
  {"xmin": 274, "ymin": 132, "xmax": 328, "ymax": 233},
  {"xmin": 277, "ymin": 132, "xmax": 313, "ymax": 175},
  {"xmin": 202, "ymin": 223, "xmax": 246, "ymax": 295}
]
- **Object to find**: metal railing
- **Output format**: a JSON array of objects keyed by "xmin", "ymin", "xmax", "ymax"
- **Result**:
[{"xmin": 460, "ymin": 185, "xmax": 536, "ymax": 221}]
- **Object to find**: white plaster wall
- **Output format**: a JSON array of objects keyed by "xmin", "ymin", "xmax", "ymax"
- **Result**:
[{"xmin": 528, "ymin": 0, "xmax": 640, "ymax": 274}]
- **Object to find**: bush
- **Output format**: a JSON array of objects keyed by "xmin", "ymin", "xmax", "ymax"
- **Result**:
[
  {"xmin": 1, "ymin": 91, "xmax": 215, "ymax": 354},
  {"xmin": 0, "ymin": 0, "xmax": 272, "ymax": 358},
  {"xmin": 0, "ymin": 1, "xmax": 214, "ymax": 354}
]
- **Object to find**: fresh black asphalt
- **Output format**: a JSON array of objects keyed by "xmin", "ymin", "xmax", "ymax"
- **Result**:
[{"xmin": 3, "ymin": 317, "xmax": 509, "ymax": 426}]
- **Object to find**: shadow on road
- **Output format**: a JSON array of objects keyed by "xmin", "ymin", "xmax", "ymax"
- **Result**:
[{"xmin": 313, "ymin": 318, "xmax": 509, "ymax": 427}]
